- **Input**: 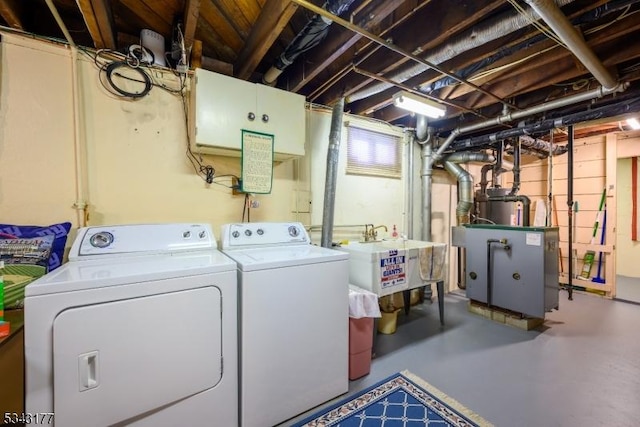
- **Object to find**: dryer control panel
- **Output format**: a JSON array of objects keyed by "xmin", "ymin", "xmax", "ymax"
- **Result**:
[
  {"xmin": 221, "ymin": 222, "xmax": 309, "ymax": 249},
  {"xmin": 70, "ymin": 223, "xmax": 215, "ymax": 260}
]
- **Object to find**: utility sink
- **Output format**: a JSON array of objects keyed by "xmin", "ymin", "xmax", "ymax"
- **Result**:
[{"xmin": 338, "ymin": 239, "xmax": 447, "ymax": 297}]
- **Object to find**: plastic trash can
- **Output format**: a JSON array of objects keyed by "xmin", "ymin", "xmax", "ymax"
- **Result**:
[{"xmin": 348, "ymin": 285, "xmax": 380, "ymax": 380}]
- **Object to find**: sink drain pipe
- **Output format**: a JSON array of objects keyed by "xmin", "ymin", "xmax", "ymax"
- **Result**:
[{"xmin": 321, "ymin": 98, "xmax": 345, "ymax": 248}]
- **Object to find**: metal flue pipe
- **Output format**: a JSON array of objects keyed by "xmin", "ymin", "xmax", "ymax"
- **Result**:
[
  {"xmin": 524, "ymin": 0, "xmax": 618, "ymax": 90},
  {"xmin": 321, "ymin": 98, "xmax": 345, "ymax": 248}
]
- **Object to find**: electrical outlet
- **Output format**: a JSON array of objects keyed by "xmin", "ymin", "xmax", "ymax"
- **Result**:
[{"xmin": 232, "ymin": 177, "xmax": 244, "ymax": 196}]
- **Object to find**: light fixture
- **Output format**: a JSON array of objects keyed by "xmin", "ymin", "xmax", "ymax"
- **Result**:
[
  {"xmin": 392, "ymin": 91, "xmax": 446, "ymax": 118},
  {"xmin": 627, "ymin": 117, "xmax": 640, "ymax": 130}
]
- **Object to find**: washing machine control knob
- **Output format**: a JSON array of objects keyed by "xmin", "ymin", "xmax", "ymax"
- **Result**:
[
  {"xmin": 199, "ymin": 230, "xmax": 207, "ymax": 239},
  {"xmin": 232, "ymin": 231, "xmax": 240, "ymax": 238},
  {"xmin": 245, "ymin": 229, "xmax": 253, "ymax": 237},
  {"xmin": 257, "ymin": 228, "xmax": 264, "ymax": 236},
  {"xmin": 183, "ymin": 231, "xmax": 191, "ymax": 238},
  {"xmin": 90, "ymin": 231, "xmax": 114, "ymax": 248},
  {"xmin": 288, "ymin": 226, "xmax": 300, "ymax": 237}
]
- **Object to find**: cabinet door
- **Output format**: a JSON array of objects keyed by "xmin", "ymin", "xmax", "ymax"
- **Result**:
[
  {"xmin": 257, "ymin": 83, "xmax": 306, "ymax": 158},
  {"xmin": 194, "ymin": 69, "xmax": 257, "ymax": 151}
]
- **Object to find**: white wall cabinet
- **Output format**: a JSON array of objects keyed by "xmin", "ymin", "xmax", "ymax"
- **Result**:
[{"xmin": 192, "ymin": 68, "xmax": 306, "ymax": 160}]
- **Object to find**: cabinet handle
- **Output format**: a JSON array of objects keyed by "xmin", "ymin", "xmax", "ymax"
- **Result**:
[
  {"xmin": 262, "ymin": 114, "xmax": 269, "ymax": 123},
  {"xmin": 247, "ymin": 112, "xmax": 255, "ymax": 121}
]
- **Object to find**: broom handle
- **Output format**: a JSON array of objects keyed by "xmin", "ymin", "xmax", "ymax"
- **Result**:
[{"xmin": 589, "ymin": 189, "xmax": 607, "ymax": 245}]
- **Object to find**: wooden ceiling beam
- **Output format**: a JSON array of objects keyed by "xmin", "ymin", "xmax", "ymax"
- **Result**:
[
  {"xmin": 234, "ymin": 0, "xmax": 298, "ymax": 80},
  {"xmin": 182, "ymin": 0, "xmax": 201, "ymax": 48},
  {"xmin": 76, "ymin": 0, "xmax": 116, "ymax": 49},
  {"xmin": 119, "ymin": 0, "xmax": 172, "ymax": 36},
  {"xmin": 0, "ymin": 0, "xmax": 24, "ymax": 29}
]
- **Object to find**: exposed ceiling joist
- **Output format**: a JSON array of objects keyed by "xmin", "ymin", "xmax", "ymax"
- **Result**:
[
  {"xmin": 234, "ymin": 0, "xmax": 298, "ymax": 79},
  {"xmin": 76, "ymin": 0, "xmax": 116, "ymax": 49},
  {"xmin": 285, "ymin": 0, "xmax": 408, "ymax": 93},
  {"xmin": 0, "ymin": 0, "xmax": 24, "ymax": 29},
  {"xmin": 182, "ymin": 0, "xmax": 201, "ymax": 48}
]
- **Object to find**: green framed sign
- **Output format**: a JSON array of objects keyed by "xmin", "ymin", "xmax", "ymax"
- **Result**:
[{"xmin": 240, "ymin": 129, "xmax": 274, "ymax": 194}]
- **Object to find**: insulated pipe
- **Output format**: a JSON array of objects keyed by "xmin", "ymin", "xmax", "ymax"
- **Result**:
[
  {"xmin": 524, "ymin": 0, "xmax": 618, "ymax": 90},
  {"xmin": 488, "ymin": 195, "xmax": 532, "ymax": 227},
  {"xmin": 263, "ymin": 0, "xmax": 357, "ymax": 85},
  {"xmin": 493, "ymin": 141, "xmax": 505, "ymax": 188},
  {"xmin": 519, "ymin": 135, "xmax": 567, "ymax": 156},
  {"xmin": 432, "ymin": 84, "xmax": 627, "ymax": 166},
  {"xmin": 321, "ymin": 98, "xmax": 345, "ymax": 248}
]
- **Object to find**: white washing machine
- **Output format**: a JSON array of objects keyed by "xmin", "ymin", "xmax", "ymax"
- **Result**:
[
  {"xmin": 24, "ymin": 223, "xmax": 238, "ymax": 427},
  {"xmin": 220, "ymin": 222, "xmax": 349, "ymax": 427}
]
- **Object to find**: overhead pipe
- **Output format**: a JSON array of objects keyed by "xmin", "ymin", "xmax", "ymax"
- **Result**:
[
  {"xmin": 524, "ymin": 0, "xmax": 618, "ymax": 90},
  {"xmin": 263, "ymin": 0, "xmax": 357, "ymax": 85},
  {"xmin": 440, "ymin": 83, "xmax": 629, "ymax": 156},
  {"xmin": 348, "ymin": 0, "xmax": 576, "ymax": 102},
  {"xmin": 321, "ymin": 98, "xmax": 345, "ymax": 248},
  {"xmin": 449, "ymin": 88, "xmax": 636, "ymax": 152}
]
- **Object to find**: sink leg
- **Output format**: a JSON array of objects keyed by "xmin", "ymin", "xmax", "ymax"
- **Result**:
[
  {"xmin": 403, "ymin": 290, "xmax": 411, "ymax": 315},
  {"xmin": 437, "ymin": 280, "xmax": 444, "ymax": 326}
]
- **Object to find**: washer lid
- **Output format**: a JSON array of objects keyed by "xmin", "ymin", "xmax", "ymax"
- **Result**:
[
  {"xmin": 223, "ymin": 244, "xmax": 348, "ymax": 271},
  {"xmin": 25, "ymin": 251, "xmax": 236, "ymax": 296}
]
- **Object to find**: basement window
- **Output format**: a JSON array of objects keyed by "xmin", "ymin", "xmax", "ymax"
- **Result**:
[{"xmin": 346, "ymin": 126, "xmax": 402, "ymax": 179}]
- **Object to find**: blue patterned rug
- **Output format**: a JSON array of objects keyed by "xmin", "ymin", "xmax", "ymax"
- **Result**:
[{"xmin": 292, "ymin": 371, "xmax": 492, "ymax": 427}]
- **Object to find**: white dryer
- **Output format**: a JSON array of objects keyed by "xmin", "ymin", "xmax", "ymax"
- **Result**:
[
  {"xmin": 220, "ymin": 222, "xmax": 349, "ymax": 427},
  {"xmin": 24, "ymin": 223, "xmax": 238, "ymax": 427}
]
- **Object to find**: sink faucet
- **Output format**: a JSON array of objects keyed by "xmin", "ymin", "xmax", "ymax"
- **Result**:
[
  {"xmin": 363, "ymin": 224, "xmax": 374, "ymax": 242},
  {"xmin": 371, "ymin": 225, "xmax": 388, "ymax": 241}
]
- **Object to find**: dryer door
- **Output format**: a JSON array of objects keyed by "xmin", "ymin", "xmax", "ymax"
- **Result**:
[{"xmin": 53, "ymin": 286, "xmax": 222, "ymax": 427}]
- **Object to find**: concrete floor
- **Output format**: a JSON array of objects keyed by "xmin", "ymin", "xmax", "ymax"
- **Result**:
[
  {"xmin": 282, "ymin": 291, "xmax": 640, "ymax": 427},
  {"xmin": 616, "ymin": 275, "xmax": 640, "ymax": 304}
]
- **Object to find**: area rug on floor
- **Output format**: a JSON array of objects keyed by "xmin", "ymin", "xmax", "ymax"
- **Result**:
[{"xmin": 292, "ymin": 370, "xmax": 493, "ymax": 427}]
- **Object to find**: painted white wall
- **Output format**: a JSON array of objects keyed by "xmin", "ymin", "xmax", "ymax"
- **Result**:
[
  {"xmin": 307, "ymin": 108, "xmax": 407, "ymax": 244},
  {"xmin": 616, "ymin": 157, "xmax": 640, "ymax": 277},
  {"xmin": 0, "ymin": 33, "xmax": 301, "ymax": 245}
]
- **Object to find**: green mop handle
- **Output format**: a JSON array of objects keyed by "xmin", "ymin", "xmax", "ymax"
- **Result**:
[{"xmin": 590, "ymin": 188, "xmax": 607, "ymax": 245}]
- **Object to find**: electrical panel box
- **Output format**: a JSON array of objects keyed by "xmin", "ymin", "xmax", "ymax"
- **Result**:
[
  {"xmin": 454, "ymin": 224, "xmax": 559, "ymax": 318},
  {"xmin": 191, "ymin": 68, "xmax": 306, "ymax": 161}
]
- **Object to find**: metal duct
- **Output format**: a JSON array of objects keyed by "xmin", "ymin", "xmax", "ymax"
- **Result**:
[
  {"xmin": 348, "ymin": 0, "xmax": 575, "ymax": 102},
  {"xmin": 524, "ymin": 0, "xmax": 618, "ymax": 90},
  {"xmin": 407, "ymin": 131, "xmax": 415, "ymax": 239},
  {"xmin": 416, "ymin": 114, "xmax": 429, "ymax": 142},
  {"xmin": 263, "ymin": 0, "xmax": 356, "ymax": 85},
  {"xmin": 443, "ymin": 162, "xmax": 474, "ymax": 226},
  {"xmin": 321, "ymin": 98, "xmax": 345, "ymax": 248},
  {"xmin": 420, "ymin": 140, "xmax": 434, "ymax": 241},
  {"xmin": 442, "ymin": 152, "xmax": 495, "ymax": 225}
]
